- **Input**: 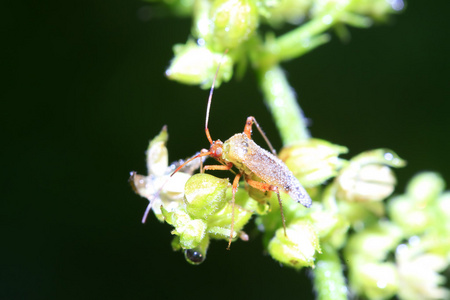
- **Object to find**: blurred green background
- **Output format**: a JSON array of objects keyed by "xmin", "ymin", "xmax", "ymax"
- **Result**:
[{"xmin": 3, "ymin": 0, "xmax": 449, "ymax": 299}]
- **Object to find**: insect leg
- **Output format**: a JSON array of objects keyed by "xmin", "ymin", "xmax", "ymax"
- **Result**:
[
  {"xmin": 245, "ymin": 178, "xmax": 287, "ymax": 237},
  {"xmin": 244, "ymin": 116, "xmax": 276, "ymax": 155},
  {"xmin": 203, "ymin": 162, "xmax": 233, "ymax": 171},
  {"xmin": 227, "ymin": 172, "xmax": 242, "ymax": 250}
]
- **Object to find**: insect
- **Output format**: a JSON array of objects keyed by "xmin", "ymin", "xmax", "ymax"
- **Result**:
[{"xmin": 172, "ymin": 63, "xmax": 312, "ymax": 250}]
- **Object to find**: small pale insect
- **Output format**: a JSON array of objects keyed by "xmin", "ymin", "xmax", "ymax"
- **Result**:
[{"xmin": 173, "ymin": 59, "xmax": 312, "ymax": 249}]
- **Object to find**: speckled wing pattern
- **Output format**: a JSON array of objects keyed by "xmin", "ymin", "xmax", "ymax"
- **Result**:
[{"xmin": 243, "ymin": 137, "xmax": 312, "ymax": 208}]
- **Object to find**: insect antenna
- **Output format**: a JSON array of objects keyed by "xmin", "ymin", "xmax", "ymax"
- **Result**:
[
  {"xmin": 205, "ymin": 49, "xmax": 229, "ymax": 145},
  {"xmin": 171, "ymin": 150, "xmax": 210, "ymax": 176}
]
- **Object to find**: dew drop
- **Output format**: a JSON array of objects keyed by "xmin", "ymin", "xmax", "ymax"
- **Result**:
[{"xmin": 185, "ymin": 249, "xmax": 205, "ymax": 265}]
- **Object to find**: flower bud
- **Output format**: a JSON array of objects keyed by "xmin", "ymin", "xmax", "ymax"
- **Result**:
[
  {"xmin": 279, "ymin": 138, "xmax": 348, "ymax": 188},
  {"xmin": 261, "ymin": 0, "xmax": 311, "ymax": 26},
  {"xmin": 344, "ymin": 221, "xmax": 403, "ymax": 299},
  {"xmin": 206, "ymin": 189, "xmax": 254, "ymax": 241},
  {"xmin": 344, "ymin": 221, "xmax": 403, "ymax": 262},
  {"xmin": 179, "ymin": 219, "xmax": 207, "ymax": 249},
  {"xmin": 348, "ymin": 0, "xmax": 405, "ymax": 21},
  {"xmin": 436, "ymin": 192, "xmax": 450, "ymax": 239},
  {"xmin": 165, "ymin": 41, "xmax": 232, "ymax": 88},
  {"xmin": 350, "ymin": 261, "xmax": 398, "ymax": 300},
  {"xmin": 161, "ymin": 206, "xmax": 207, "ymax": 249},
  {"xmin": 184, "ymin": 173, "xmax": 229, "ymax": 220},
  {"xmin": 268, "ymin": 220, "xmax": 320, "ymax": 269},
  {"xmin": 389, "ymin": 194, "xmax": 432, "ymax": 236},
  {"xmin": 209, "ymin": 0, "xmax": 259, "ymax": 51},
  {"xmin": 336, "ymin": 149, "xmax": 405, "ymax": 202},
  {"xmin": 309, "ymin": 205, "xmax": 349, "ymax": 249},
  {"xmin": 406, "ymin": 172, "xmax": 445, "ymax": 206}
]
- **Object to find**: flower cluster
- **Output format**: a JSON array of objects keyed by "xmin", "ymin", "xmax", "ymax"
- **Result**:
[{"xmin": 131, "ymin": 0, "xmax": 449, "ymax": 298}]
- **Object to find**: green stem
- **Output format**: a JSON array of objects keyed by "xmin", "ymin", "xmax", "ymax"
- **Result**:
[
  {"xmin": 313, "ymin": 243, "xmax": 348, "ymax": 300},
  {"xmin": 257, "ymin": 65, "xmax": 310, "ymax": 146}
]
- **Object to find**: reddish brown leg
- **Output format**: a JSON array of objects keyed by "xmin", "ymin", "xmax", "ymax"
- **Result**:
[
  {"xmin": 246, "ymin": 178, "xmax": 287, "ymax": 237},
  {"xmin": 243, "ymin": 116, "xmax": 276, "ymax": 155},
  {"xmin": 227, "ymin": 173, "xmax": 242, "ymax": 250},
  {"xmin": 203, "ymin": 162, "xmax": 233, "ymax": 171}
]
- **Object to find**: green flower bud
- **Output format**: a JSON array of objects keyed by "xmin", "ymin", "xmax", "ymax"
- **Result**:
[
  {"xmin": 209, "ymin": 0, "xmax": 259, "ymax": 51},
  {"xmin": 345, "ymin": 221, "xmax": 402, "ymax": 299},
  {"xmin": 349, "ymin": 261, "xmax": 398, "ymax": 300},
  {"xmin": 268, "ymin": 220, "xmax": 320, "ymax": 269},
  {"xmin": 348, "ymin": 0, "xmax": 405, "ymax": 21},
  {"xmin": 388, "ymin": 195, "xmax": 430, "ymax": 236},
  {"xmin": 161, "ymin": 206, "xmax": 207, "ymax": 249},
  {"xmin": 261, "ymin": 0, "xmax": 312, "ymax": 26},
  {"xmin": 336, "ymin": 149, "xmax": 405, "ymax": 202},
  {"xmin": 309, "ymin": 205, "xmax": 349, "ymax": 249},
  {"xmin": 206, "ymin": 188, "xmax": 254, "ymax": 241},
  {"xmin": 279, "ymin": 138, "xmax": 348, "ymax": 188},
  {"xmin": 165, "ymin": 41, "xmax": 233, "ymax": 88},
  {"xmin": 179, "ymin": 219, "xmax": 207, "ymax": 249},
  {"xmin": 436, "ymin": 192, "xmax": 450, "ymax": 237},
  {"xmin": 184, "ymin": 173, "xmax": 229, "ymax": 220},
  {"xmin": 406, "ymin": 172, "xmax": 445, "ymax": 206},
  {"xmin": 160, "ymin": 206, "xmax": 192, "ymax": 228},
  {"xmin": 344, "ymin": 221, "xmax": 403, "ymax": 262}
]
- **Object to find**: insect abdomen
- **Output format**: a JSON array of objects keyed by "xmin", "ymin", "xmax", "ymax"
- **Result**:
[{"xmin": 224, "ymin": 134, "xmax": 312, "ymax": 208}]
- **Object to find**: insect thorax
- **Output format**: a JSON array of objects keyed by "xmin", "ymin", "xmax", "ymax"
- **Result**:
[{"xmin": 222, "ymin": 133, "xmax": 251, "ymax": 171}]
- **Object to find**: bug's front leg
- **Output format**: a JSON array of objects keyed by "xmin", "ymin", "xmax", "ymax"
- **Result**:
[
  {"xmin": 203, "ymin": 162, "xmax": 233, "ymax": 172},
  {"xmin": 227, "ymin": 173, "xmax": 242, "ymax": 250},
  {"xmin": 245, "ymin": 178, "xmax": 287, "ymax": 237}
]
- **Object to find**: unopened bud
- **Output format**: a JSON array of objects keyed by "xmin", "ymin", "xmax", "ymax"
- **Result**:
[
  {"xmin": 350, "ymin": 261, "xmax": 398, "ymax": 299},
  {"xmin": 268, "ymin": 220, "xmax": 320, "ymax": 269},
  {"xmin": 406, "ymin": 172, "xmax": 445, "ymax": 206},
  {"xmin": 344, "ymin": 221, "xmax": 403, "ymax": 262},
  {"xmin": 210, "ymin": 0, "xmax": 259, "ymax": 50},
  {"xmin": 184, "ymin": 174, "xmax": 229, "ymax": 219},
  {"xmin": 389, "ymin": 195, "xmax": 430, "ymax": 236},
  {"xmin": 279, "ymin": 138, "xmax": 348, "ymax": 188},
  {"xmin": 165, "ymin": 41, "xmax": 232, "ymax": 88},
  {"xmin": 179, "ymin": 219, "xmax": 207, "ymax": 249},
  {"xmin": 206, "ymin": 189, "xmax": 254, "ymax": 241},
  {"xmin": 309, "ymin": 206, "xmax": 349, "ymax": 249},
  {"xmin": 262, "ymin": 0, "xmax": 312, "ymax": 26},
  {"xmin": 336, "ymin": 149, "xmax": 405, "ymax": 202},
  {"xmin": 161, "ymin": 206, "xmax": 207, "ymax": 249},
  {"xmin": 348, "ymin": 0, "xmax": 405, "ymax": 21}
]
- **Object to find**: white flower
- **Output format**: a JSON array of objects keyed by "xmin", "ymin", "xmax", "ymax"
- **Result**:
[{"xmin": 130, "ymin": 126, "xmax": 204, "ymax": 222}]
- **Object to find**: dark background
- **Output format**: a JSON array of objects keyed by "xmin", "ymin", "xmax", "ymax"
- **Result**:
[{"xmin": 3, "ymin": 0, "xmax": 449, "ymax": 299}]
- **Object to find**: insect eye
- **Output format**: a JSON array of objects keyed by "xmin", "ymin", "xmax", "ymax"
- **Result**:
[{"xmin": 184, "ymin": 249, "xmax": 205, "ymax": 265}]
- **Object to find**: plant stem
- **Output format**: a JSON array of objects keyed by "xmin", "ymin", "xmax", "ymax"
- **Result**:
[
  {"xmin": 258, "ymin": 65, "xmax": 310, "ymax": 146},
  {"xmin": 313, "ymin": 243, "xmax": 348, "ymax": 300}
]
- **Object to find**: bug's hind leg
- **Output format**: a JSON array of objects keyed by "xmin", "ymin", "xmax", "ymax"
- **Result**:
[{"xmin": 245, "ymin": 178, "xmax": 287, "ymax": 237}]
